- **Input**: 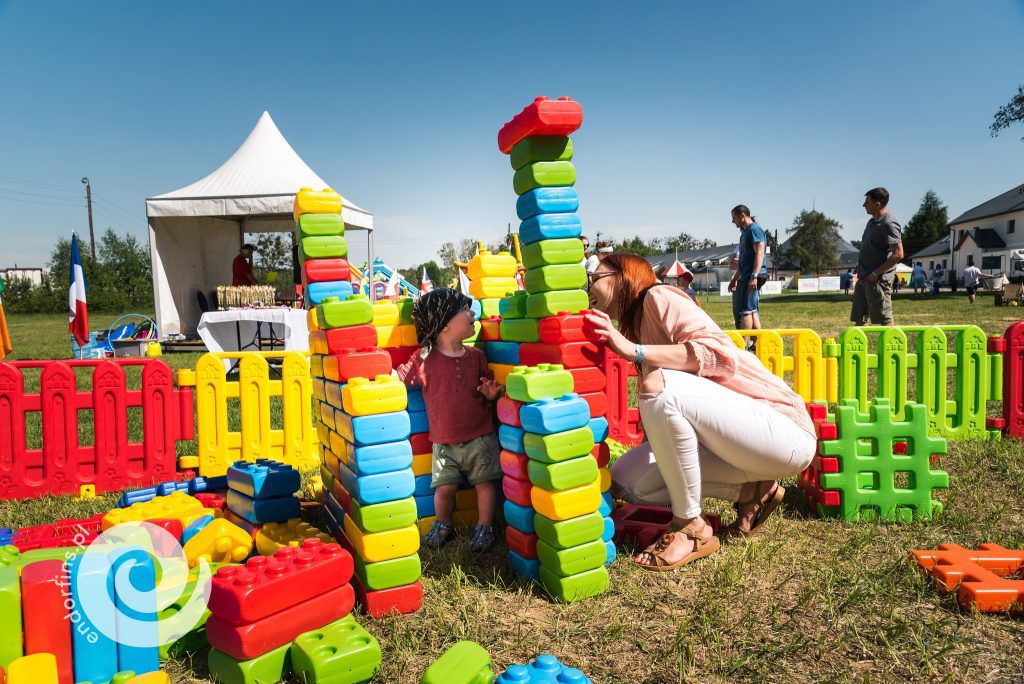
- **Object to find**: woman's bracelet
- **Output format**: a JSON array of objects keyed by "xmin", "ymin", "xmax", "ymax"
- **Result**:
[{"xmin": 634, "ymin": 344, "xmax": 645, "ymax": 364}]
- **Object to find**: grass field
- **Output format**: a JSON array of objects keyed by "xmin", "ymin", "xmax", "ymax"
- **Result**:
[{"xmin": 2, "ymin": 292, "xmax": 1023, "ymax": 683}]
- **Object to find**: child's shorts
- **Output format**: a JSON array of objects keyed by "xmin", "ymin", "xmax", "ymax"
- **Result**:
[{"xmin": 431, "ymin": 433, "xmax": 502, "ymax": 488}]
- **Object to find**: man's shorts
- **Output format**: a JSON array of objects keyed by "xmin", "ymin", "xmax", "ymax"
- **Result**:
[
  {"xmin": 732, "ymin": 280, "xmax": 761, "ymax": 327},
  {"xmin": 850, "ymin": 275, "xmax": 893, "ymax": 324},
  {"xmin": 966, "ymin": 285, "xmax": 977, "ymax": 296},
  {"xmin": 431, "ymin": 433, "xmax": 502, "ymax": 488}
]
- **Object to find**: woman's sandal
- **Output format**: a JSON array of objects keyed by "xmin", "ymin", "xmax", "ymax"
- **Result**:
[
  {"xmin": 422, "ymin": 521, "xmax": 455, "ymax": 550},
  {"xmin": 634, "ymin": 521, "xmax": 721, "ymax": 572},
  {"xmin": 727, "ymin": 481, "xmax": 785, "ymax": 538}
]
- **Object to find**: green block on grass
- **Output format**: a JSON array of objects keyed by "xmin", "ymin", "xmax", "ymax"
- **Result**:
[
  {"xmin": 524, "ymin": 427, "xmax": 595, "ymax": 464},
  {"xmin": 513, "ymin": 161, "xmax": 576, "ymax": 196},
  {"xmin": 539, "ymin": 564, "xmax": 609, "ymax": 603},
  {"xmin": 537, "ymin": 539, "xmax": 607, "ymax": 577},
  {"xmin": 534, "ymin": 512, "xmax": 604, "ymax": 549},
  {"xmin": 524, "ymin": 264, "xmax": 587, "ymax": 294},
  {"xmin": 505, "ymin": 364, "xmax": 574, "ymax": 403},
  {"xmin": 528, "ymin": 455, "xmax": 598, "ymax": 491},
  {"xmin": 317, "ymin": 295, "xmax": 373, "ymax": 329},
  {"xmin": 498, "ymin": 291, "xmax": 529, "ymax": 319},
  {"xmin": 354, "ymin": 553, "xmax": 422, "ymax": 591},
  {"xmin": 350, "ymin": 497, "xmax": 417, "ymax": 533},
  {"xmin": 0, "ymin": 567, "xmax": 23, "ymax": 668},
  {"xmin": 296, "ymin": 213, "xmax": 345, "ymax": 240},
  {"xmin": 208, "ymin": 642, "xmax": 292, "ymax": 684},
  {"xmin": 521, "ymin": 238, "xmax": 585, "ymax": 269},
  {"xmin": 510, "ymin": 136, "xmax": 573, "ymax": 171},
  {"xmin": 291, "ymin": 614, "xmax": 382, "ymax": 684},
  {"xmin": 157, "ymin": 570, "xmax": 212, "ymax": 659},
  {"xmin": 526, "ymin": 290, "xmax": 589, "ymax": 318},
  {"xmin": 479, "ymin": 298, "xmax": 503, "ymax": 319},
  {"xmin": 420, "ymin": 640, "xmax": 494, "ymax": 684},
  {"xmin": 499, "ymin": 318, "xmax": 540, "ymax": 343},
  {"xmin": 300, "ymin": 235, "xmax": 348, "ymax": 262}
]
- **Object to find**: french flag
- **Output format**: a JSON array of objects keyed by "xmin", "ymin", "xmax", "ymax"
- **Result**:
[
  {"xmin": 420, "ymin": 267, "xmax": 433, "ymax": 294},
  {"xmin": 69, "ymin": 233, "xmax": 89, "ymax": 346}
]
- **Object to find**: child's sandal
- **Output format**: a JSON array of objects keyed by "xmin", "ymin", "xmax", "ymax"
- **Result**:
[
  {"xmin": 423, "ymin": 521, "xmax": 454, "ymax": 550},
  {"xmin": 468, "ymin": 524, "xmax": 497, "ymax": 553}
]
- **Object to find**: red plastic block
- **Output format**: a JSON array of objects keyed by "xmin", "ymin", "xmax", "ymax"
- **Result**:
[
  {"xmin": 309, "ymin": 326, "xmax": 378, "ymax": 355},
  {"xmin": 496, "ymin": 397, "xmax": 524, "ymax": 427},
  {"xmin": 578, "ymin": 391, "xmax": 608, "ymax": 418},
  {"xmin": 206, "ymin": 583, "xmax": 355, "ymax": 660},
  {"xmin": 480, "ymin": 316, "xmax": 503, "ymax": 342},
  {"xmin": 387, "ymin": 346, "xmax": 418, "ymax": 368},
  {"xmin": 409, "ymin": 433, "xmax": 432, "ymax": 455},
  {"xmin": 538, "ymin": 312, "xmax": 597, "ymax": 345},
  {"xmin": 796, "ymin": 403, "xmax": 841, "ymax": 513},
  {"xmin": 603, "ymin": 351, "xmax": 642, "ymax": 442},
  {"xmin": 502, "ymin": 475, "xmax": 533, "ymax": 508},
  {"xmin": 323, "ymin": 349, "xmax": 393, "ymax": 383},
  {"xmin": 505, "ymin": 526, "xmax": 537, "ymax": 559},
  {"xmin": 354, "ymin": 577, "xmax": 423, "ymax": 618},
  {"xmin": 500, "ymin": 450, "xmax": 530, "ymax": 480},
  {"xmin": 592, "ymin": 442, "xmax": 610, "ymax": 468},
  {"xmin": 208, "ymin": 538, "xmax": 354, "ymax": 624},
  {"xmin": 1004, "ymin": 321, "xmax": 1024, "ymax": 440},
  {"xmin": 5, "ymin": 514, "xmax": 103, "ymax": 551},
  {"xmin": 332, "ymin": 479, "xmax": 353, "ymax": 514},
  {"xmin": 194, "ymin": 492, "xmax": 225, "ymax": 510},
  {"xmin": 612, "ymin": 504, "xmax": 719, "ymax": 549},
  {"xmin": 519, "ymin": 342, "xmax": 605, "ymax": 369},
  {"xmin": 498, "ymin": 96, "xmax": 583, "ymax": 154},
  {"xmin": 568, "ymin": 367, "xmax": 606, "ymax": 394},
  {"xmin": 301, "ymin": 258, "xmax": 350, "ymax": 286},
  {"xmin": 20, "ymin": 560, "xmax": 73, "ymax": 684},
  {"xmin": 912, "ymin": 543, "xmax": 1024, "ymax": 613}
]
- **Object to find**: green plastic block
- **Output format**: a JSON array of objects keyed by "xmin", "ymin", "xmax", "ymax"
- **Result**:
[
  {"xmin": 397, "ymin": 297, "xmax": 416, "ymax": 324},
  {"xmin": 510, "ymin": 136, "xmax": 573, "ymax": 171},
  {"xmin": 523, "ymin": 264, "xmax": 587, "ymax": 294},
  {"xmin": 464, "ymin": 320, "xmax": 483, "ymax": 345},
  {"xmin": 317, "ymin": 295, "xmax": 374, "ymax": 329},
  {"xmin": 350, "ymin": 497, "xmax": 417, "ymax": 533},
  {"xmin": 296, "ymin": 213, "xmax": 345, "ymax": 240},
  {"xmin": 526, "ymin": 290, "xmax": 588, "ymax": 319},
  {"xmin": 505, "ymin": 364, "xmax": 574, "ymax": 402},
  {"xmin": 479, "ymin": 297, "xmax": 503, "ymax": 319},
  {"xmin": 513, "ymin": 161, "xmax": 576, "ymax": 196},
  {"xmin": 539, "ymin": 564, "xmax": 608, "ymax": 603},
  {"xmin": 0, "ymin": 546, "xmax": 83, "ymax": 572},
  {"xmin": 208, "ymin": 642, "xmax": 292, "ymax": 684},
  {"xmin": 354, "ymin": 553, "xmax": 422, "ymax": 591},
  {"xmin": 524, "ymin": 427, "xmax": 595, "ymax": 464},
  {"xmin": 291, "ymin": 614, "xmax": 382, "ymax": 684},
  {"xmin": 420, "ymin": 640, "xmax": 494, "ymax": 684},
  {"xmin": 0, "ymin": 546, "xmax": 19, "ymax": 570},
  {"xmin": 521, "ymin": 238, "xmax": 585, "ymax": 269},
  {"xmin": 537, "ymin": 539, "xmax": 606, "ymax": 577},
  {"xmin": 528, "ymin": 454, "xmax": 598, "ymax": 491},
  {"xmin": 534, "ymin": 511, "xmax": 605, "ymax": 549},
  {"xmin": 499, "ymin": 318, "xmax": 539, "ymax": 343},
  {"xmin": 111, "ymin": 671, "xmax": 137, "ymax": 684},
  {"xmin": 498, "ymin": 291, "xmax": 529, "ymax": 319},
  {"xmin": 818, "ymin": 399, "xmax": 949, "ymax": 522},
  {"xmin": 0, "ymin": 566, "xmax": 23, "ymax": 668},
  {"xmin": 300, "ymin": 235, "xmax": 348, "ymax": 262},
  {"xmin": 157, "ymin": 569, "xmax": 211, "ymax": 659},
  {"xmin": 319, "ymin": 463, "xmax": 335, "ymax": 491}
]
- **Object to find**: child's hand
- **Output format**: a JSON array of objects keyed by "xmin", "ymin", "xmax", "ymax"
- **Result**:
[{"xmin": 477, "ymin": 376, "xmax": 503, "ymax": 401}]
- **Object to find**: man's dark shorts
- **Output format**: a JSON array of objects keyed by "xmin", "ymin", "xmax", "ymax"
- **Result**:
[{"xmin": 850, "ymin": 275, "xmax": 893, "ymax": 324}]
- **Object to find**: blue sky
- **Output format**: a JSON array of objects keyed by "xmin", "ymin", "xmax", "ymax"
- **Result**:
[{"xmin": 1, "ymin": 1, "xmax": 1022, "ymax": 272}]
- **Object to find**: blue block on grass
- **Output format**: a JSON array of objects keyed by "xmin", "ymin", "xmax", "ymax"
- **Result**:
[
  {"xmin": 346, "ymin": 440, "xmax": 413, "ymax": 477},
  {"xmin": 408, "ymin": 410, "xmax": 429, "ymax": 435},
  {"xmin": 484, "ymin": 341, "xmax": 521, "ymax": 365},
  {"xmin": 413, "ymin": 474, "xmax": 434, "ymax": 497},
  {"xmin": 117, "ymin": 485, "xmax": 158, "ymax": 508},
  {"xmin": 504, "ymin": 500, "xmax": 535, "ymax": 533},
  {"xmin": 508, "ymin": 550, "xmax": 540, "ymax": 582},
  {"xmin": 518, "ymin": 212, "xmax": 583, "ymax": 246},
  {"xmin": 227, "ymin": 459, "xmax": 301, "ymax": 499},
  {"xmin": 588, "ymin": 416, "xmax": 609, "ymax": 443},
  {"xmin": 226, "ymin": 490, "xmax": 300, "ymax": 524},
  {"xmin": 605, "ymin": 540, "xmax": 617, "ymax": 567},
  {"xmin": 498, "ymin": 424, "xmax": 526, "ymax": 454},
  {"xmin": 112, "ymin": 549, "xmax": 158, "ymax": 675},
  {"xmin": 599, "ymin": 491, "xmax": 614, "ymax": 517},
  {"xmin": 334, "ymin": 411, "xmax": 412, "ymax": 447},
  {"xmin": 497, "ymin": 655, "xmax": 592, "ymax": 684},
  {"xmin": 339, "ymin": 461, "xmax": 416, "ymax": 506},
  {"xmin": 516, "ymin": 187, "xmax": 580, "ymax": 221},
  {"xmin": 68, "ymin": 553, "xmax": 119, "ymax": 684},
  {"xmin": 306, "ymin": 280, "xmax": 354, "ymax": 305},
  {"xmin": 602, "ymin": 516, "xmax": 615, "ymax": 542},
  {"xmin": 406, "ymin": 387, "xmax": 426, "ymax": 412},
  {"xmin": 415, "ymin": 494, "xmax": 435, "ymax": 518},
  {"xmin": 519, "ymin": 394, "xmax": 590, "ymax": 435}
]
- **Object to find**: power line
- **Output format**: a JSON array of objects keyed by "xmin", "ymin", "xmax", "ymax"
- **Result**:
[
  {"xmin": 0, "ymin": 183, "xmax": 81, "ymax": 199},
  {"xmin": 0, "ymin": 172, "xmax": 83, "ymax": 192},
  {"xmin": 91, "ymin": 192, "xmax": 143, "ymax": 221},
  {"xmin": 0, "ymin": 193, "xmax": 87, "ymax": 208}
]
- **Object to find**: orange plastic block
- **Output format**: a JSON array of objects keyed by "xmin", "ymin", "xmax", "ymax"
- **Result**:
[{"xmin": 911, "ymin": 543, "xmax": 1024, "ymax": 613}]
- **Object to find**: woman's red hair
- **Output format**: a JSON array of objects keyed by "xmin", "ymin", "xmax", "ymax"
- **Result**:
[{"xmin": 600, "ymin": 253, "xmax": 660, "ymax": 343}]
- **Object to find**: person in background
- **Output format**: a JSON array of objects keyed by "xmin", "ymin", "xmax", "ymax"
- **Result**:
[
  {"xmin": 727, "ymin": 205, "xmax": 767, "ymax": 350},
  {"xmin": 592, "ymin": 240, "xmax": 614, "ymax": 270},
  {"xmin": 581, "ymin": 235, "xmax": 600, "ymax": 273},
  {"xmin": 963, "ymin": 262, "xmax": 982, "ymax": 304},
  {"xmin": 840, "ymin": 268, "xmax": 854, "ymax": 295},
  {"xmin": 851, "ymin": 187, "xmax": 903, "ymax": 325},
  {"xmin": 678, "ymin": 267, "xmax": 701, "ymax": 307},
  {"xmin": 911, "ymin": 261, "xmax": 927, "ymax": 294},
  {"xmin": 232, "ymin": 244, "xmax": 257, "ymax": 286},
  {"xmin": 931, "ymin": 264, "xmax": 944, "ymax": 296}
]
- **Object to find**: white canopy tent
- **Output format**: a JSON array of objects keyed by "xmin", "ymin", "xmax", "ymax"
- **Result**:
[{"xmin": 145, "ymin": 111, "xmax": 373, "ymax": 337}]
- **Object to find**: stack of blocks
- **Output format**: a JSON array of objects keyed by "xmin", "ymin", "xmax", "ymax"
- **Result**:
[
  {"xmin": 294, "ymin": 187, "xmax": 353, "ymax": 305},
  {"xmin": 468, "ymin": 248, "xmax": 520, "ymax": 383},
  {"xmin": 224, "ymin": 459, "xmax": 302, "ymax": 537}
]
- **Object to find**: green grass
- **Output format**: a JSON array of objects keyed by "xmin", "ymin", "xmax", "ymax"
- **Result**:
[{"xmin": 2, "ymin": 294, "xmax": 1024, "ymax": 683}]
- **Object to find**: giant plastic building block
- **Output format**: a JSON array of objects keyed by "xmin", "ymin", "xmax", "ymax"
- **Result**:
[
  {"xmin": 506, "ymin": 365, "xmax": 574, "ymax": 403},
  {"xmin": 522, "ymin": 239, "xmax": 586, "ymax": 273},
  {"xmin": 6, "ymin": 654, "xmax": 58, "ymax": 684},
  {"xmin": 420, "ymin": 640, "xmax": 493, "ymax": 684},
  {"xmin": 510, "ymin": 135, "xmax": 573, "ymax": 170},
  {"xmin": 523, "ymin": 264, "xmax": 586, "ymax": 294},
  {"xmin": 817, "ymin": 399, "xmax": 949, "ymax": 521},
  {"xmin": 1003, "ymin": 321, "xmax": 1024, "ymax": 439},
  {"xmin": 67, "ymin": 553, "xmax": 119, "ymax": 684},
  {"xmin": 523, "ymin": 427, "xmax": 595, "ymax": 463},
  {"xmin": 293, "ymin": 187, "xmax": 342, "ymax": 221},
  {"xmin": 531, "ymin": 481, "xmax": 601, "ymax": 521},
  {"xmin": 345, "ymin": 440, "xmax": 414, "ymax": 476},
  {"xmin": 526, "ymin": 291, "xmax": 589, "ymax": 319},
  {"xmin": 317, "ymin": 295, "xmax": 374, "ymax": 330},
  {"xmin": 911, "ymin": 543, "xmax": 1024, "ymax": 613},
  {"xmin": 102, "ymin": 491, "xmax": 207, "ymax": 530},
  {"xmin": 295, "ymin": 212, "xmax": 344, "ymax": 239},
  {"xmin": 354, "ymin": 553, "xmax": 421, "ymax": 591},
  {"xmin": 519, "ymin": 394, "xmax": 590, "ymax": 435},
  {"xmin": 342, "ymin": 376, "xmax": 408, "ymax": 416},
  {"xmin": 538, "ymin": 565, "xmax": 608, "ymax": 604},
  {"xmin": 349, "ymin": 497, "xmax": 418, "ymax": 534},
  {"xmin": 207, "ymin": 642, "xmax": 292, "ymax": 684},
  {"xmin": 353, "ymin": 578, "xmax": 424, "ymax": 619},
  {"xmin": 528, "ymin": 457, "xmax": 598, "ymax": 491},
  {"xmin": 534, "ymin": 512, "xmax": 604, "ymax": 550},
  {"xmin": 516, "ymin": 187, "xmax": 580, "ymax": 221},
  {"xmin": 498, "ymin": 97, "xmax": 584, "ymax": 154},
  {"xmin": 467, "ymin": 250, "xmax": 518, "ymax": 280},
  {"xmin": 0, "ymin": 567, "xmax": 21, "ymax": 669},
  {"xmin": 519, "ymin": 213, "xmax": 583, "ymax": 246},
  {"xmin": 520, "ymin": 342, "xmax": 604, "ymax": 370},
  {"xmin": 537, "ymin": 312, "xmax": 595, "ymax": 345},
  {"xmin": 342, "ymin": 517, "xmax": 419, "ymax": 563},
  {"xmin": 291, "ymin": 614, "xmax": 382, "ymax": 683},
  {"xmin": 334, "ymin": 410, "xmax": 411, "ymax": 447},
  {"xmin": 499, "ymin": 291, "xmax": 529, "ymax": 319},
  {"xmin": 496, "ymin": 654, "xmax": 592, "ymax": 683},
  {"xmin": 307, "ymin": 281, "xmax": 354, "ymax": 305},
  {"xmin": 301, "ymin": 257, "xmax": 350, "ymax": 286},
  {"xmin": 322, "ymin": 349, "xmax": 392, "ymax": 383},
  {"xmin": 226, "ymin": 490, "xmax": 301, "ymax": 525},
  {"xmin": 299, "ymin": 236, "xmax": 347, "ymax": 262},
  {"xmin": 500, "ymin": 319, "xmax": 540, "ymax": 344},
  {"xmin": 254, "ymin": 519, "xmax": 333, "ymax": 556},
  {"xmin": 110, "ymin": 550, "xmax": 159, "ymax": 676},
  {"xmin": 338, "ymin": 461, "xmax": 415, "ymax": 506},
  {"xmin": 182, "ymin": 518, "xmax": 253, "ymax": 567},
  {"xmin": 227, "ymin": 459, "xmax": 300, "ymax": 499},
  {"xmin": 309, "ymin": 326, "xmax": 379, "ymax": 355},
  {"xmin": 536, "ymin": 539, "xmax": 606, "ymax": 577}
]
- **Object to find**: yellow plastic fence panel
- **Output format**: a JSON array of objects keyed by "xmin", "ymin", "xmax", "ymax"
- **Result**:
[
  {"xmin": 179, "ymin": 351, "xmax": 317, "ymax": 476},
  {"xmin": 724, "ymin": 328, "xmax": 836, "ymax": 403}
]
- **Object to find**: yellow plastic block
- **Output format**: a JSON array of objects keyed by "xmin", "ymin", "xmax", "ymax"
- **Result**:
[
  {"xmin": 316, "ymin": 421, "xmax": 331, "ymax": 448},
  {"xmin": 182, "ymin": 518, "xmax": 253, "ymax": 567},
  {"xmin": 470, "ymin": 277, "xmax": 519, "ymax": 300},
  {"xmin": 376, "ymin": 324, "xmax": 418, "ymax": 348},
  {"xmin": 126, "ymin": 673, "xmax": 171, "ymax": 684},
  {"xmin": 411, "ymin": 452, "xmax": 432, "ymax": 477},
  {"xmin": 599, "ymin": 467, "xmax": 611, "ymax": 492},
  {"xmin": 489, "ymin": 363, "xmax": 514, "ymax": 386},
  {"xmin": 293, "ymin": 187, "xmax": 342, "ymax": 221},
  {"xmin": 455, "ymin": 489, "xmax": 477, "ymax": 510},
  {"xmin": 7, "ymin": 653, "xmax": 57, "ymax": 684},
  {"xmin": 372, "ymin": 301, "xmax": 400, "ymax": 327},
  {"xmin": 342, "ymin": 375, "xmax": 408, "ymax": 416},
  {"xmin": 329, "ymin": 432, "xmax": 347, "ymax": 465},
  {"xmin": 343, "ymin": 516, "xmax": 419, "ymax": 563},
  {"xmin": 467, "ymin": 249, "xmax": 518, "ymax": 280},
  {"xmin": 452, "ymin": 508, "xmax": 478, "ymax": 528},
  {"xmin": 255, "ymin": 519, "xmax": 333, "ymax": 556},
  {"xmin": 417, "ymin": 516, "xmax": 436, "ymax": 536},
  {"xmin": 307, "ymin": 307, "xmax": 320, "ymax": 332},
  {"xmin": 531, "ymin": 481, "xmax": 601, "ymax": 521},
  {"xmin": 102, "ymin": 490, "xmax": 207, "ymax": 530},
  {"xmin": 303, "ymin": 476, "xmax": 324, "ymax": 503},
  {"xmin": 310, "ymin": 354, "xmax": 324, "ymax": 379},
  {"xmin": 397, "ymin": 324, "xmax": 419, "ymax": 346},
  {"xmin": 74, "ymin": 484, "xmax": 97, "ymax": 501}
]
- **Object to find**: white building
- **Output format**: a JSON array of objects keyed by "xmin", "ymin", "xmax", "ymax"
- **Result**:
[
  {"xmin": 1, "ymin": 267, "xmax": 46, "ymax": 286},
  {"xmin": 948, "ymin": 183, "xmax": 1024, "ymax": 278}
]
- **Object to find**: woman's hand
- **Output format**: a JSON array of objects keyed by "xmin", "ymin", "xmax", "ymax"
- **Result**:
[{"xmin": 584, "ymin": 309, "xmax": 637, "ymax": 361}]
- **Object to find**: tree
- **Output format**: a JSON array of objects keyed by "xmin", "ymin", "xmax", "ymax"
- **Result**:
[
  {"xmin": 436, "ymin": 239, "xmax": 478, "ymax": 287},
  {"xmin": 781, "ymin": 210, "xmax": 842, "ymax": 274},
  {"xmin": 902, "ymin": 190, "xmax": 949, "ymax": 256},
  {"xmin": 249, "ymin": 233, "xmax": 292, "ymax": 273},
  {"xmin": 614, "ymin": 235, "xmax": 663, "ymax": 256},
  {"xmin": 991, "ymin": 84, "xmax": 1024, "ymax": 140},
  {"xmin": 663, "ymin": 232, "xmax": 717, "ymax": 253}
]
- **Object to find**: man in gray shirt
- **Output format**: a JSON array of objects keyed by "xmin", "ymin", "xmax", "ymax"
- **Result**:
[{"xmin": 851, "ymin": 187, "xmax": 904, "ymax": 325}]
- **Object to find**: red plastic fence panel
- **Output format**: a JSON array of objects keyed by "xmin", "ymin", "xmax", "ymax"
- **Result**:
[
  {"xmin": 1004, "ymin": 321, "xmax": 1024, "ymax": 440},
  {"xmin": 603, "ymin": 350, "xmax": 644, "ymax": 445},
  {"xmin": 0, "ymin": 359, "xmax": 191, "ymax": 499}
]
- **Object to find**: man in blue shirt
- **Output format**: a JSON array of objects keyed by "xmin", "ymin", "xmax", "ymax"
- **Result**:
[{"xmin": 728, "ymin": 205, "xmax": 768, "ymax": 341}]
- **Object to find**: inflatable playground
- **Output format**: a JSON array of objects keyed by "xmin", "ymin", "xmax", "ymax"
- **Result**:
[{"xmin": 1, "ymin": 97, "xmax": 1023, "ymax": 684}]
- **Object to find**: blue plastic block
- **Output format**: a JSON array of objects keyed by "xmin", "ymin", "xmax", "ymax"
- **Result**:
[
  {"xmin": 68, "ymin": 553, "xmax": 119, "ymax": 684},
  {"xmin": 602, "ymin": 516, "xmax": 614, "ymax": 542},
  {"xmin": 227, "ymin": 459, "xmax": 301, "ymax": 499},
  {"xmin": 498, "ymin": 424, "xmax": 526, "ymax": 453},
  {"xmin": 599, "ymin": 492, "xmax": 614, "ymax": 517},
  {"xmin": 306, "ymin": 280, "xmax": 354, "ymax": 304},
  {"xmin": 508, "ymin": 551, "xmax": 540, "ymax": 583},
  {"xmin": 516, "ymin": 187, "xmax": 580, "ymax": 221},
  {"xmin": 504, "ymin": 500, "xmax": 535, "ymax": 533},
  {"xmin": 519, "ymin": 394, "xmax": 590, "ymax": 435},
  {"xmin": 497, "ymin": 654, "xmax": 592, "ymax": 683},
  {"xmin": 485, "ymin": 341, "xmax": 521, "ymax": 365},
  {"xmin": 180, "ymin": 515, "xmax": 214, "ymax": 545},
  {"xmin": 587, "ymin": 417, "xmax": 609, "ymax": 443},
  {"xmin": 339, "ymin": 461, "xmax": 416, "ymax": 506},
  {"xmin": 112, "ymin": 549, "xmax": 159, "ymax": 674},
  {"xmin": 324, "ymin": 493, "xmax": 346, "ymax": 532},
  {"xmin": 604, "ymin": 540, "xmax": 617, "ymax": 567},
  {"xmin": 118, "ymin": 485, "xmax": 158, "ymax": 508},
  {"xmin": 334, "ymin": 411, "xmax": 412, "ymax": 446},
  {"xmin": 188, "ymin": 475, "xmax": 227, "ymax": 493},
  {"xmin": 159, "ymin": 480, "xmax": 189, "ymax": 497},
  {"xmin": 408, "ymin": 410, "xmax": 429, "ymax": 435},
  {"xmin": 415, "ymin": 494, "xmax": 435, "ymax": 518},
  {"xmin": 407, "ymin": 387, "xmax": 426, "ymax": 412},
  {"xmin": 469, "ymin": 298, "xmax": 482, "ymax": 320},
  {"xmin": 519, "ymin": 213, "xmax": 583, "ymax": 246},
  {"xmin": 226, "ymin": 490, "xmax": 301, "ymax": 524},
  {"xmin": 346, "ymin": 439, "xmax": 414, "ymax": 477},
  {"xmin": 413, "ymin": 474, "xmax": 434, "ymax": 497}
]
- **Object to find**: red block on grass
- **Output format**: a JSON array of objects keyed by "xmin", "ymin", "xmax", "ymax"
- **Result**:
[
  {"xmin": 301, "ymin": 258, "xmax": 350, "ymax": 286},
  {"xmin": 500, "ymin": 450, "xmax": 530, "ymax": 480},
  {"xmin": 519, "ymin": 342, "xmax": 604, "ymax": 369},
  {"xmin": 323, "ymin": 349, "xmax": 392, "ymax": 383},
  {"xmin": 505, "ymin": 526, "xmax": 537, "ymax": 559},
  {"xmin": 354, "ymin": 577, "xmax": 423, "ymax": 618},
  {"xmin": 579, "ymin": 391, "xmax": 608, "ymax": 418},
  {"xmin": 567, "ymin": 366, "xmax": 606, "ymax": 394},
  {"xmin": 496, "ymin": 396, "xmax": 524, "ymax": 427},
  {"xmin": 592, "ymin": 442, "xmax": 610, "ymax": 468},
  {"xmin": 20, "ymin": 560, "xmax": 73, "ymax": 684},
  {"xmin": 206, "ymin": 582, "xmax": 355, "ymax": 660},
  {"xmin": 498, "ymin": 96, "xmax": 583, "ymax": 154},
  {"xmin": 502, "ymin": 475, "xmax": 533, "ymax": 508}
]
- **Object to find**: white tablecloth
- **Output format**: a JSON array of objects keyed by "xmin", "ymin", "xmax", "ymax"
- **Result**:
[{"xmin": 197, "ymin": 308, "xmax": 309, "ymax": 353}]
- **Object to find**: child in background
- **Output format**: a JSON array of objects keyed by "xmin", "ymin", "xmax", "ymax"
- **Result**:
[{"xmin": 396, "ymin": 289, "xmax": 504, "ymax": 552}]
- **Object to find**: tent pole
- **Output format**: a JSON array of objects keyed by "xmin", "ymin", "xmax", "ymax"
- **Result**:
[{"xmin": 367, "ymin": 227, "xmax": 375, "ymax": 302}]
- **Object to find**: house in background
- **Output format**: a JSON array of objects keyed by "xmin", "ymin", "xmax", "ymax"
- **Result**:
[
  {"xmin": 1, "ymin": 267, "xmax": 47, "ymax": 286},
  {"xmin": 948, "ymin": 183, "xmax": 1024, "ymax": 278},
  {"xmin": 908, "ymin": 234, "xmax": 952, "ymax": 272}
]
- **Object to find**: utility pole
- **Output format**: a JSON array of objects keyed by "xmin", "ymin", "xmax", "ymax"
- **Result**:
[{"xmin": 81, "ymin": 177, "xmax": 95, "ymax": 262}]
